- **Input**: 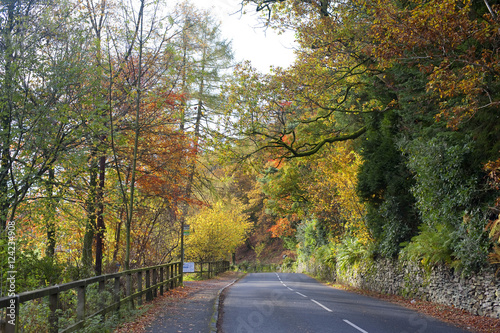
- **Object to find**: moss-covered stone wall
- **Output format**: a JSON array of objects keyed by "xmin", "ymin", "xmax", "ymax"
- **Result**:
[{"xmin": 297, "ymin": 259, "xmax": 500, "ymax": 318}]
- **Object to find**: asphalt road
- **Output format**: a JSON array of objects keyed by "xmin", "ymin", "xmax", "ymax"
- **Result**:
[{"xmin": 220, "ymin": 273, "xmax": 470, "ymax": 333}]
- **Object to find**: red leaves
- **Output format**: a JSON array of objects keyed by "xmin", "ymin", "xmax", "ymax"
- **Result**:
[{"xmin": 268, "ymin": 216, "xmax": 297, "ymax": 238}]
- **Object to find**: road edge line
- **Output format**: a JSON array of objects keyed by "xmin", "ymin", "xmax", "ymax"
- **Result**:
[{"xmin": 210, "ymin": 274, "xmax": 246, "ymax": 333}]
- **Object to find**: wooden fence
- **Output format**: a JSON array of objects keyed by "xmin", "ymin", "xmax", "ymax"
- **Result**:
[
  {"xmin": 0, "ymin": 262, "xmax": 183, "ymax": 333},
  {"xmin": 185, "ymin": 261, "xmax": 230, "ymax": 279}
]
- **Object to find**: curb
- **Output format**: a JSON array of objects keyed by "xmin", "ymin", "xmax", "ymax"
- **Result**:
[{"xmin": 209, "ymin": 274, "xmax": 245, "ymax": 333}]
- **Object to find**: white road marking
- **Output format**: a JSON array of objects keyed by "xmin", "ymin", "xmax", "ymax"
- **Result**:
[
  {"xmin": 311, "ymin": 299, "xmax": 333, "ymax": 312},
  {"xmin": 275, "ymin": 275, "xmax": 367, "ymax": 333},
  {"xmin": 343, "ymin": 319, "xmax": 369, "ymax": 333}
]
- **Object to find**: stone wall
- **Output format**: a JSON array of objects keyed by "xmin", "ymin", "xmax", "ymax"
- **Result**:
[{"xmin": 297, "ymin": 259, "xmax": 500, "ymax": 319}]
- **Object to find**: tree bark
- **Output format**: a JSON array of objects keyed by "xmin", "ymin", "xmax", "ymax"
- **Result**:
[
  {"xmin": 45, "ymin": 167, "xmax": 56, "ymax": 257},
  {"xmin": 95, "ymin": 151, "xmax": 106, "ymax": 275},
  {"xmin": 82, "ymin": 149, "xmax": 98, "ymax": 274}
]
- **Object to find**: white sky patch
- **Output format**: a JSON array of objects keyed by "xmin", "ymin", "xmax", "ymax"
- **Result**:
[{"xmin": 180, "ymin": 0, "xmax": 297, "ymax": 73}]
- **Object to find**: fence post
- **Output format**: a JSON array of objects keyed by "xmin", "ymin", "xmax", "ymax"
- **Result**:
[
  {"xmin": 137, "ymin": 271, "xmax": 143, "ymax": 306},
  {"xmin": 172, "ymin": 264, "xmax": 176, "ymax": 289},
  {"xmin": 165, "ymin": 265, "xmax": 170, "ymax": 292},
  {"xmin": 127, "ymin": 273, "xmax": 135, "ymax": 309},
  {"xmin": 168, "ymin": 264, "xmax": 172, "ymax": 290},
  {"xmin": 146, "ymin": 270, "xmax": 152, "ymax": 302},
  {"xmin": 159, "ymin": 267, "xmax": 164, "ymax": 295},
  {"xmin": 114, "ymin": 277, "xmax": 120, "ymax": 314},
  {"xmin": 48, "ymin": 289, "xmax": 59, "ymax": 333},
  {"xmin": 179, "ymin": 262, "xmax": 182, "ymax": 286},
  {"xmin": 98, "ymin": 279, "xmax": 105, "ymax": 322},
  {"xmin": 173, "ymin": 264, "xmax": 177, "ymax": 288},
  {"xmin": 152, "ymin": 268, "xmax": 158, "ymax": 298},
  {"xmin": 169, "ymin": 263, "xmax": 173, "ymax": 290},
  {"xmin": 178, "ymin": 262, "xmax": 181, "ymax": 286},
  {"xmin": 76, "ymin": 284, "xmax": 86, "ymax": 323}
]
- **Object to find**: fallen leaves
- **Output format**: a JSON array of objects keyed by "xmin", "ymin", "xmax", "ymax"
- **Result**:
[
  {"xmin": 113, "ymin": 287, "xmax": 191, "ymax": 333},
  {"xmin": 113, "ymin": 272, "xmax": 243, "ymax": 333}
]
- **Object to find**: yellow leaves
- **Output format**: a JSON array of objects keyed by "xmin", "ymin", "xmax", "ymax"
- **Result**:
[
  {"xmin": 185, "ymin": 199, "xmax": 253, "ymax": 261},
  {"xmin": 427, "ymin": 60, "xmax": 490, "ymax": 128},
  {"xmin": 369, "ymin": 0, "xmax": 477, "ymax": 60},
  {"xmin": 305, "ymin": 142, "xmax": 371, "ymax": 242}
]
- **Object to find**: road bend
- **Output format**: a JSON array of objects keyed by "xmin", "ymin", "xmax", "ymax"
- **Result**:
[{"xmin": 220, "ymin": 273, "xmax": 470, "ymax": 333}]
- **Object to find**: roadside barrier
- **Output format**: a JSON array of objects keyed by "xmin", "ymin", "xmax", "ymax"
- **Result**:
[{"xmin": 0, "ymin": 262, "xmax": 182, "ymax": 333}]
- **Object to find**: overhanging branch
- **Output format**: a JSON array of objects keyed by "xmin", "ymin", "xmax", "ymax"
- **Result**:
[{"xmin": 276, "ymin": 126, "xmax": 367, "ymax": 158}]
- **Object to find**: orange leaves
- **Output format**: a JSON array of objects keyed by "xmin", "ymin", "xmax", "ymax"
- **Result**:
[
  {"xmin": 113, "ymin": 62, "xmax": 194, "ymax": 203},
  {"xmin": 367, "ymin": 0, "xmax": 500, "ymax": 128},
  {"xmin": 370, "ymin": 0, "xmax": 475, "ymax": 61},
  {"xmin": 268, "ymin": 216, "xmax": 297, "ymax": 238},
  {"xmin": 485, "ymin": 157, "xmax": 500, "ymax": 192},
  {"xmin": 133, "ymin": 126, "xmax": 194, "ymax": 203},
  {"xmin": 427, "ymin": 62, "xmax": 488, "ymax": 128}
]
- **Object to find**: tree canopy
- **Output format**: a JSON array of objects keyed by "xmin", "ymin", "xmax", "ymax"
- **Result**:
[
  {"xmin": 2, "ymin": 0, "xmax": 500, "ymax": 306},
  {"xmin": 221, "ymin": 0, "xmax": 500, "ymax": 274}
]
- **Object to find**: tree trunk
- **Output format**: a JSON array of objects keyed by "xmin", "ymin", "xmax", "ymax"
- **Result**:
[
  {"xmin": 82, "ymin": 150, "xmax": 98, "ymax": 274},
  {"xmin": 0, "ymin": 1, "xmax": 15, "ymax": 234},
  {"xmin": 45, "ymin": 167, "xmax": 56, "ymax": 257},
  {"xmin": 95, "ymin": 150, "xmax": 106, "ymax": 275},
  {"xmin": 125, "ymin": 0, "xmax": 145, "ymax": 270},
  {"xmin": 113, "ymin": 207, "xmax": 124, "ymax": 264}
]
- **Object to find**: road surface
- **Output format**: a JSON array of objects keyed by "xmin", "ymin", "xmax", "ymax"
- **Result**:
[{"xmin": 220, "ymin": 273, "xmax": 469, "ymax": 333}]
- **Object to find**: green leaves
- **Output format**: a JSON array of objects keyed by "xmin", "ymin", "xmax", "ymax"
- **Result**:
[
  {"xmin": 403, "ymin": 134, "xmax": 477, "ymax": 227},
  {"xmin": 400, "ymin": 134, "xmax": 490, "ymax": 272}
]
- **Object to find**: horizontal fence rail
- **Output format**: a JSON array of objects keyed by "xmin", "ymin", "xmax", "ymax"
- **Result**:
[
  {"xmin": 0, "ymin": 262, "xmax": 182, "ymax": 333},
  {"xmin": 185, "ymin": 261, "xmax": 230, "ymax": 279}
]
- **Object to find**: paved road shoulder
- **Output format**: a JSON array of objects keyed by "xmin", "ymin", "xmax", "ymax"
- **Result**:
[{"xmin": 114, "ymin": 271, "xmax": 244, "ymax": 333}]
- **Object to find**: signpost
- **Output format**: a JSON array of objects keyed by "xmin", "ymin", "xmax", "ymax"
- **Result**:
[{"xmin": 183, "ymin": 262, "xmax": 195, "ymax": 273}]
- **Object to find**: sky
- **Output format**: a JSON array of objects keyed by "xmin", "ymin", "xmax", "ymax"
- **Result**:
[{"xmin": 183, "ymin": 0, "xmax": 297, "ymax": 73}]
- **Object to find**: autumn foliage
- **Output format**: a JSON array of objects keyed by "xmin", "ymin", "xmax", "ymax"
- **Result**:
[
  {"xmin": 225, "ymin": 0, "xmax": 500, "ymax": 274},
  {"xmin": 368, "ymin": 0, "xmax": 500, "ymax": 128},
  {"xmin": 185, "ymin": 200, "xmax": 252, "ymax": 261},
  {"xmin": 268, "ymin": 216, "xmax": 297, "ymax": 238}
]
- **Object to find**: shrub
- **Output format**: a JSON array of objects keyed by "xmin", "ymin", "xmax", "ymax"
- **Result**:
[
  {"xmin": 400, "ymin": 223, "xmax": 456, "ymax": 269},
  {"xmin": 336, "ymin": 237, "xmax": 371, "ymax": 272},
  {"xmin": 401, "ymin": 133, "xmax": 490, "ymax": 273}
]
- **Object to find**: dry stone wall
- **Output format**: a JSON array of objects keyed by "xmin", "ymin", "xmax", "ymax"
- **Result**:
[{"xmin": 297, "ymin": 259, "xmax": 500, "ymax": 319}]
